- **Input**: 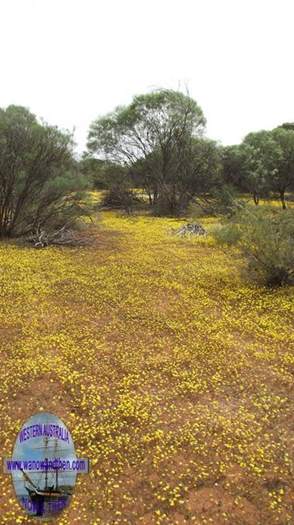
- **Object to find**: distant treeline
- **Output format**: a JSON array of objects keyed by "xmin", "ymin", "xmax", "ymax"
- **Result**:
[
  {"xmin": 83, "ymin": 90, "xmax": 294, "ymax": 214},
  {"xmin": 0, "ymin": 92, "xmax": 293, "ymax": 237}
]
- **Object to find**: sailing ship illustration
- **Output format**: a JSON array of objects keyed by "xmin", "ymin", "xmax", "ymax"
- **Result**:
[{"xmin": 20, "ymin": 436, "xmax": 74, "ymax": 517}]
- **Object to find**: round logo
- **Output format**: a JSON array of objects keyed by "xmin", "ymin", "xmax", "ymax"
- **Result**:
[{"xmin": 4, "ymin": 412, "xmax": 89, "ymax": 520}]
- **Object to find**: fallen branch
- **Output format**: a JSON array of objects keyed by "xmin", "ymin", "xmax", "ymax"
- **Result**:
[{"xmin": 27, "ymin": 225, "xmax": 90, "ymax": 248}]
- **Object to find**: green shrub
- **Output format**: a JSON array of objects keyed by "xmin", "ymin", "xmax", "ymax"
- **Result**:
[
  {"xmin": 0, "ymin": 105, "xmax": 91, "ymax": 237},
  {"xmin": 213, "ymin": 205, "xmax": 294, "ymax": 286},
  {"xmin": 212, "ymin": 222, "xmax": 242, "ymax": 246},
  {"xmin": 100, "ymin": 187, "xmax": 142, "ymax": 214},
  {"xmin": 195, "ymin": 185, "xmax": 245, "ymax": 218}
]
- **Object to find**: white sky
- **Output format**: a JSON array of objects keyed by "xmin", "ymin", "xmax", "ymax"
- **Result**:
[{"xmin": 0, "ymin": 0, "xmax": 293, "ymax": 153}]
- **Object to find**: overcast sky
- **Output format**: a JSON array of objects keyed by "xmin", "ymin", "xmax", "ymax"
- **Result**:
[{"xmin": 0, "ymin": 0, "xmax": 293, "ymax": 153}]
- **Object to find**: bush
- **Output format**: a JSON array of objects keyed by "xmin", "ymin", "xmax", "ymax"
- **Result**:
[
  {"xmin": 213, "ymin": 205, "xmax": 294, "ymax": 286},
  {"xmin": 152, "ymin": 193, "xmax": 182, "ymax": 217},
  {"xmin": 0, "ymin": 105, "xmax": 91, "ymax": 237},
  {"xmin": 212, "ymin": 221, "xmax": 242, "ymax": 246},
  {"xmin": 210, "ymin": 185, "xmax": 245, "ymax": 216},
  {"xmin": 195, "ymin": 185, "xmax": 245, "ymax": 218},
  {"xmin": 100, "ymin": 187, "xmax": 142, "ymax": 214}
]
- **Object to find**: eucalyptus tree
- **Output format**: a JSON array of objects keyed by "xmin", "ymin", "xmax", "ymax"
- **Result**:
[
  {"xmin": 0, "ymin": 105, "xmax": 89, "ymax": 237},
  {"xmin": 221, "ymin": 145, "xmax": 248, "ymax": 191},
  {"xmin": 242, "ymin": 128, "xmax": 294, "ymax": 208},
  {"xmin": 87, "ymin": 89, "xmax": 220, "ymax": 214},
  {"xmin": 241, "ymin": 135, "xmax": 273, "ymax": 205},
  {"xmin": 270, "ymin": 127, "xmax": 294, "ymax": 208}
]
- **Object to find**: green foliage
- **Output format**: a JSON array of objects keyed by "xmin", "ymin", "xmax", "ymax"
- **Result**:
[
  {"xmin": 221, "ymin": 145, "xmax": 248, "ymax": 191},
  {"xmin": 87, "ymin": 89, "xmax": 217, "ymax": 215},
  {"xmin": 213, "ymin": 221, "xmax": 242, "ymax": 245},
  {"xmin": 277, "ymin": 122, "xmax": 294, "ymax": 131},
  {"xmin": 0, "ymin": 105, "xmax": 91, "ymax": 237},
  {"xmin": 94, "ymin": 161, "xmax": 141, "ymax": 213},
  {"xmin": 79, "ymin": 155, "xmax": 109, "ymax": 189},
  {"xmin": 242, "ymin": 128, "xmax": 294, "ymax": 208},
  {"xmin": 270, "ymin": 127, "xmax": 294, "ymax": 207},
  {"xmin": 198, "ymin": 184, "xmax": 244, "ymax": 217},
  {"xmin": 213, "ymin": 205, "xmax": 294, "ymax": 286},
  {"xmin": 87, "ymin": 89, "xmax": 206, "ymax": 163},
  {"xmin": 101, "ymin": 187, "xmax": 142, "ymax": 214},
  {"xmin": 241, "ymin": 131, "xmax": 276, "ymax": 204}
]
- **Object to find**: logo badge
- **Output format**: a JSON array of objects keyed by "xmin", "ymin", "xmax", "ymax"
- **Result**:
[{"xmin": 4, "ymin": 412, "xmax": 89, "ymax": 520}]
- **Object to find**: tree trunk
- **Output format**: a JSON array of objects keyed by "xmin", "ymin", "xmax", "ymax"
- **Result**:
[
  {"xmin": 253, "ymin": 192, "xmax": 259, "ymax": 205},
  {"xmin": 280, "ymin": 190, "xmax": 286, "ymax": 209}
]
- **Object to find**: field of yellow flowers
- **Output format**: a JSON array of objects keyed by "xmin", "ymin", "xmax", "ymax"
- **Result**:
[{"xmin": 0, "ymin": 210, "xmax": 293, "ymax": 524}]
